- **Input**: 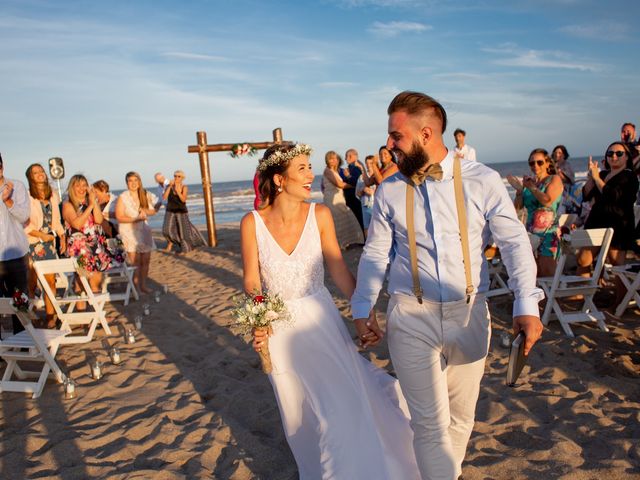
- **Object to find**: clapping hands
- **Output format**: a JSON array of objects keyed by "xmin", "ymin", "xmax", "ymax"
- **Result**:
[
  {"xmin": 506, "ymin": 175, "xmax": 523, "ymax": 193},
  {"xmin": 587, "ymin": 155, "xmax": 600, "ymax": 178},
  {"xmin": 522, "ymin": 175, "xmax": 536, "ymax": 190}
]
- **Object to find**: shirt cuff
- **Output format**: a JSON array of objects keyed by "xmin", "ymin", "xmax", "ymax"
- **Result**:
[
  {"xmin": 513, "ymin": 295, "xmax": 542, "ymax": 318},
  {"xmin": 350, "ymin": 300, "xmax": 372, "ymax": 321}
]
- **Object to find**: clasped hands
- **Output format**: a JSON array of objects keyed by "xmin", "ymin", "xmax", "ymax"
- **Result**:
[{"xmin": 353, "ymin": 310, "xmax": 384, "ymax": 349}]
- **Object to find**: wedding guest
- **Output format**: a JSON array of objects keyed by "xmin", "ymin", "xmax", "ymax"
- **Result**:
[
  {"xmin": 245, "ymin": 143, "xmax": 420, "ymax": 479},
  {"xmin": 154, "ymin": 172, "xmax": 172, "ymax": 251},
  {"xmin": 62, "ymin": 174, "xmax": 119, "ymax": 299},
  {"xmin": 369, "ymin": 146, "xmax": 398, "ymax": 185},
  {"xmin": 620, "ymin": 122, "xmax": 640, "ymax": 166},
  {"xmin": 551, "ymin": 145, "xmax": 582, "ymax": 216},
  {"xmin": 453, "ymin": 128, "xmax": 477, "ymax": 161},
  {"xmin": 340, "ymin": 148, "xmax": 365, "ymax": 230},
  {"xmin": 352, "ymin": 91, "xmax": 543, "ymax": 479},
  {"xmin": 507, "ymin": 149, "xmax": 563, "ymax": 277},
  {"xmin": 578, "ymin": 142, "xmax": 639, "ymax": 305},
  {"xmin": 356, "ymin": 155, "xmax": 378, "ymax": 238},
  {"xmin": 321, "ymin": 151, "xmax": 364, "ymax": 249},
  {"xmin": 115, "ymin": 171, "xmax": 157, "ymax": 293},
  {"xmin": 153, "ymin": 172, "xmax": 169, "ymax": 209},
  {"xmin": 162, "ymin": 170, "xmax": 205, "ymax": 254},
  {"xmin": 92, "ymin": 180, "xmax": 118, "ymax": 237},
  {"xmin": 0, "ymin": 153, "xmax": 30, "ymax": 337},
  {"xmin": 24, "ymin": 163, "xmax": 65, "ymax": 327}
]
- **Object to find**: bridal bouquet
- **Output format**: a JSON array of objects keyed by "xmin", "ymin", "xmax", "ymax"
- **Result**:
[
  {"xmin": 230, "ymin": 291, "xmax": 291, "ymax": 374},
  {"xmin": 11, "ymin": 289, "xmax": 30, "ymax": 312}
]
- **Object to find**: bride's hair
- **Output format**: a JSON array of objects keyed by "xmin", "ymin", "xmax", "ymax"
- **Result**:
[{"xmin": 257, "ymin": 144, "xmax": 298, "ymax": 209}]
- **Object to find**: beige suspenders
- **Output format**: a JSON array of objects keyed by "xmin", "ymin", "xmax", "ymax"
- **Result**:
[{"xmin": 406, "ymin": 156, "xmax": 474, "ymax": 304}]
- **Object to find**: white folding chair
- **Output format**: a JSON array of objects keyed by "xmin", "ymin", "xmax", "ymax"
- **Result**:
[
  {"xmin": 537, "ymin": 228, "xmax": 614, "ymax": 337},
  {"xmin": 102, "ymin": 264, "xmax": 139, "ymax": 305},
  {"xmin": 34, "ymin": 258, "xmax": 112, "ymax": 344},
  {"xmin": 485, "ymin": 251, "xmax": 510, "ymax": 298},
  {"xmin": 558, "ymin": 213, "xmax": 578, "ymax": 228},
  {"xmin": 0, "ymin": 298, "xmax": 67, "ymax": 398},
  {"xmin": 611, "ymin": 264, "xmax": 640, "ymax": 317}
]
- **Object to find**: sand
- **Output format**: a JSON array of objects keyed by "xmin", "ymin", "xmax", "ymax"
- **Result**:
[{"xmin": 1, "ymin": 224, "xmax": 638, "ymax": 479}]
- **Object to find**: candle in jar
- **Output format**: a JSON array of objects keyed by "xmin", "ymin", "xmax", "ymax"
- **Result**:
[{"xmin": 110, "ymin": 347, "xmax": 121, "ymax": 364}]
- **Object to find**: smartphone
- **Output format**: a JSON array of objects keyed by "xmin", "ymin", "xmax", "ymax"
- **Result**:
[{"xmin": 506, "ymin": 332, "xmax": 527, "ymax": 387}]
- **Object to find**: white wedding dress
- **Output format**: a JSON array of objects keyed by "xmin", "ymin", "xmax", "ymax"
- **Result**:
[{"xmin": 253, "ymin": 204, "xmax": 420, "ymax": 480}]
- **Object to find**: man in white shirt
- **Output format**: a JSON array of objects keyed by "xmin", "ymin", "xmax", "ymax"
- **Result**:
[
  {"xmin": 351, "ymin": 91, "xmax": 543, "ymax": 479},
  {"xmin": 0, "ymin": 153, "xmax": 31, "ymax": 337},
  {"xmin": 453, "ymin": 128, "xmax": 477, "ymax": 162}
]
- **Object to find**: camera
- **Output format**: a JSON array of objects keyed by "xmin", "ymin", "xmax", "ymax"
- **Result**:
[{"xmin": 48, "ymin": 157, "xmax": 65, "ymax": 180}]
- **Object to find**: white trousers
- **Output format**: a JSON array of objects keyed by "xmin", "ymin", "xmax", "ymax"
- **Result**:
[{"xmin": 387, "ymin": 293, "xmax": 491, "ymax": 480}]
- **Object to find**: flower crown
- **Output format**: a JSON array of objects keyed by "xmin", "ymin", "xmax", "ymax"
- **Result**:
[{"xmin": 258, "ymin": 143, "xmax": 312, "ymax": 172}]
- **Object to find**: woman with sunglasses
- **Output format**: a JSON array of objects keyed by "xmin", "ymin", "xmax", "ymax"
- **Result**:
[
  {"xmin": 162, "ymin": 170, "xmax": 205, "ymax": 254},
  {"xmin": 507, "ymin": 148, "xmax": 563, "ymax": 276},
  {"xmin": 578, "ymin": 142, "xmax": 639, "ymax": 304}
]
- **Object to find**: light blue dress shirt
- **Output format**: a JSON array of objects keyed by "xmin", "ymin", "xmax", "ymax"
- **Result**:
[
  {"xmin": 351, "ymin": 151, "xmax": 544, "ymax": 319},
  {"xmin": 0, "ymin": 178, "xmax": 31, "ymax": 261}
]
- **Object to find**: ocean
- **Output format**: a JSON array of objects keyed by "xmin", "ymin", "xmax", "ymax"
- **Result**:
[{"xmin": 129, "ymin": 158, "xmax": 590, "ymax": 229}]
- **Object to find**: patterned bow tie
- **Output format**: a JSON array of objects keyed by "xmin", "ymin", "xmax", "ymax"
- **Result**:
[{"xmin": 410, "ymin": 163, "xmax": 444, "ymax": 185}]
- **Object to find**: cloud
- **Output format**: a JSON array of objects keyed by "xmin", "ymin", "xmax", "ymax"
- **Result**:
[
  {"xmin": 559, "ymin": 22, "xmax": 630, "ymax": 41},
  {"xmin": 318, "ymin": 81, "xmax": 359, "ymax": 88},
  {"xmin": 161, "ymin": 52, "xmax": 230, "ymax": 62},
  {"xmin": 368, "ymin": 20, "xmax": 432, "ymax": 37},
  {"xmin": 483, "ymin": 44, "xmax": 600, "ymax": 72},
  {"xmin": 336, "ymin": 0, "xmax": 423, "ymax": 7}
]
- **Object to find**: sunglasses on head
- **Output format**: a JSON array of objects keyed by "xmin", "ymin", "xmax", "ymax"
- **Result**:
[
  {"xmin": 528, "ymin": 160, "xmax": 545, "ymax": 167},
  {"xmin": 606, "ymin": 150, "xmax": 625, "ymax": 158}
]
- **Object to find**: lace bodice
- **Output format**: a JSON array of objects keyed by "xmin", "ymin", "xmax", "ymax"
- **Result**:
[{"xmin": 253, "ymin": 204, "xmax": 325, "ymax": 300}]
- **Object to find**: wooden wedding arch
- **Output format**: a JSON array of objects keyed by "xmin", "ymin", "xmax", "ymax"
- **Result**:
[{"xmin": 187, "ymin": 128, "xmax": 290, "ymax": 247}]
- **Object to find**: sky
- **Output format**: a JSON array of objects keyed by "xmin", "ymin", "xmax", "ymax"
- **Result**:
[{"xmin": 2, "ymin": 0, "xmax": 639, "ymax": 188}]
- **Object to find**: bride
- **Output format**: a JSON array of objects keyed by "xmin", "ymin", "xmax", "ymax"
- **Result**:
[{"xmin": 240, "ymin": 143, "xmax": 419, "ymax": 479}]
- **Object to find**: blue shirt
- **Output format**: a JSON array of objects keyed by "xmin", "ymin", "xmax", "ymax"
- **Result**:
[
  {"xmin": 351, "ymin": 151, "xmax": 543, "ymax": 319},
  {"xmin": 0, "ymin": 178, "xmax": 30, "ymax": 261}
]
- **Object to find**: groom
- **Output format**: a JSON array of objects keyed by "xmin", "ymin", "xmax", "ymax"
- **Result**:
[{"xmin": 351, "ymin": 91, "xmax": 544, "ymax": 479}]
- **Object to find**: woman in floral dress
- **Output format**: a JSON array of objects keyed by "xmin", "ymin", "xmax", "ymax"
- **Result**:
[
  {"xmin": 115, "ymin": 171, "xmax": 157, "ymax": 293},
  {"xmin": 507, "ymin": 148, "xmax": 563, "ymax": 277},
  {"xmin": 62, "ymin": 174, "xmax": 123, "ymax": 296},
  {"xmin": 24, "ymin": 163, "xmax": 65, "ymax": 327}
]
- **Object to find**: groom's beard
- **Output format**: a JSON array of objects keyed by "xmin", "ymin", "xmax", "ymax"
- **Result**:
[{"xmin": 394, "ymin": 140, "xmax": 429, "ymax": 179}]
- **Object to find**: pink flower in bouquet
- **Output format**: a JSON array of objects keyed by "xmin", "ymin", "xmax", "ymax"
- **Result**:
[
  {"xmin": 531, "ymin": 210, "xmax": 554, "ymax": 233},
  {"xmin": 34, "ymin": 243, "xmax": 46, "ymax": 257}
]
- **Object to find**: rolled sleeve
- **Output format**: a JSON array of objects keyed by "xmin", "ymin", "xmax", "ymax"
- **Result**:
[
  {"xmin": 9, "ymin": 181, "xmax": 31, "ymax": 224},
  {"xmin": 484, "ymin": 170, "xmax": 544, "ymax": 317}
]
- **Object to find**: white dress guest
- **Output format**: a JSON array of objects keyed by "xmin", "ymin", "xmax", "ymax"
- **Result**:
[{"xmin": 454, "ymin": 143, "xmax": 477, "ymax": 162}]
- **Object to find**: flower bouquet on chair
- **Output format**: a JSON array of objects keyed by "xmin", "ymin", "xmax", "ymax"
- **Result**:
[
  {"xmin": 10, "ymin": 289, "xmax": 30, "ymax": 312},
  {"xmin": 230, "ymin": 291, "xmax": 291, "ymax": 374}
]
